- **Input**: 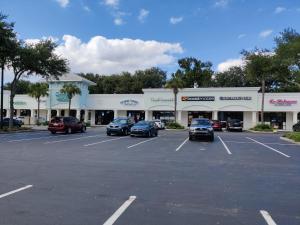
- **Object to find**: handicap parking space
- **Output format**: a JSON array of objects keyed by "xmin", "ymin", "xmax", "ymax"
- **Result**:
[{"xmin": 0, "ymin": 128, "xmax": 299, "ymax": 225}]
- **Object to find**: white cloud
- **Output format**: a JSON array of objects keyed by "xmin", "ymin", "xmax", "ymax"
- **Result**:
[
  {"xmin": 55, "ymin": 35, "xmax": 183, "ymax": 75},
  {"xmin": 274, "ymin": 6, "xmax": 286, "ymax": 14},
  {"xmin": 238, "ymin": 34, "xmax": 246, "ymax": 39},
  {"xmin": 138, "ymin": 9, "xmax": 149, "ymax": 23},
  {"xmin": 56, "ymin": 0, "xmax": 69, "ymax": 8},
  {"xmin": 259, "ymin": 29, "xmax": 273, "ymax": 38},
  {"xmin": 217, "ymin": 58, "xmax": 245, "ymax": 72},
  {"xmin": 214, "ymin": 0, "xmax": 229, "ymax": 8},
  {"xmin": 103, "ymin": 0, "xmax": 119, "ymax": 8},
  {"xmin": 114, "ymin": 18, "xmax": 124, "ymax": 25},
  {"xmin": 83, "ymin": 6, "xmax": 90, "ymax": 12},
  {"xmin": 170, "ymin": 16, "xmax": 183, "ymax": 25},
  {"xmin": 25, "ymin": 36, "xmax": 59, "ymax": 45}
]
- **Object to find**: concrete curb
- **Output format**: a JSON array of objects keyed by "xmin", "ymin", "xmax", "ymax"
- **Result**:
[
  {"xmin": 0, "ymin": 129, "xmax": 48, "ymax": 134},
  {"xmin": 247, "ymin": 129, "xmax": 278, "ymax": 134},
  {"xmin": 280, "ymin": 136, "xmax": 300, "ymax": 145},
  {"xmin": 165, "ymin": 129, "xmax": 187, "ymax": 131}
]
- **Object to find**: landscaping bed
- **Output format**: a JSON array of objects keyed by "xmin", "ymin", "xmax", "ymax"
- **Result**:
[
  {"xmin": 165, "ymin": 122, "xmax": 185, "ymax": 130},
  {"xmin": 283, "ymin": 132, "xmax": 300, "ymax": 142},
  {"xmin": 250, "ymin": 124, "xmax": 273, "ymax": 132},
  {"xmin": 0, "ymin": 127, "xmax": 32, "ymax": 133}
]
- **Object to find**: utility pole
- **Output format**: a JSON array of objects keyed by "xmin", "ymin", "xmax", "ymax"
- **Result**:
[{"xmin": 0, "ymin": 65, "xmax": 4, "ymax": 130}]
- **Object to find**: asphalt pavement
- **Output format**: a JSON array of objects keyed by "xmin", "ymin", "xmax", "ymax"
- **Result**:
[{"xmin": 0, "ymin": 128, "xmax": 299, "ymax": 225}]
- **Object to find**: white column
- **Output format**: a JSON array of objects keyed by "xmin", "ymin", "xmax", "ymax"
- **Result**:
[
  {"xmin": 91, "ymin": 110, "xmax": 95, "ymax": 126},
  {"xmin": 57, "ymin": 109, "xmax": 61, "ymax": 117},
  {"xmin": 177, "ymin": 110, "xmax": 182, "ymax": 124},
  {"xmin": 47, "ymin": 109, "xmax": 51, "ymax": 121},
  {"xmin": 212, "ymin": 111, "xmax": 218, "ymax": 120},
  {"xmin": 30, "ymin": 109, "xmax": 35, "ymax": 125},
  {"xmin": 84, "ymin": 110, "xmax": 89, "ymax": 122},
  {"xmin": 16, "ymin": 109, "xmax": 21, "ymax": 117},
  {"xmin": 76, "ymin": 109, "xmax": 81, "ymax": 120},
  {"xmin": 145, "ymin": 110, "xmax": 151, "ymax": 121},
  {"xmin": 293, "ymin": 111, "xmax": 298, "ymax": 124},
  {"xmin": 6, "ymin": 109, "xmax": 10, "ymax": 118},
  {"xmin": 252, "ymin": 111, "xmax": 257, "ymax": 127},
  {"xmin": 114, "ymin": 110, "xmax": 119, "ymax": 119}
]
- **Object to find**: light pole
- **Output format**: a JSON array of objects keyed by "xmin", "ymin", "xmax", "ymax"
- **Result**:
[{"xmin": 0, "ymin": 65, "xmax": 4, "ymax": 130}]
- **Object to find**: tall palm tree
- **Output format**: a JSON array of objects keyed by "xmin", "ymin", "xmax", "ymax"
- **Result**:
[
  {"xmin": 60, "ymin": 83, "xmax": 81, "ymax": 116},
  {"xmin": 165, "ymin": 73, "xmax": 185, "ymax": 123},
  {"xmin": 28, "ymin": 83, "xmax": 48, "ymax": 124}
]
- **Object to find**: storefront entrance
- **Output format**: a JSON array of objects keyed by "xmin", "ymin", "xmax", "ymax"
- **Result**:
[
  {"xmin": 259, "ymin": 112, "xmax": 286, "ymax": 130},
  {"xmin": 153, "ymin": 111, "xmax": 175, "ymax": 124},
  {"xmin": 218, "ymin": 111, "xmax": 244, "ymax": 122},
  {"xmin": 188, "ymin": 111, "xmax": 212, "ymax": 126},
  {"xmin": 95, "ymin": 110, "xmax": 114, "ymax": 125},
  {"xmin": 127, "ymin": 111, "xmax": 145, "ymax": 123}
]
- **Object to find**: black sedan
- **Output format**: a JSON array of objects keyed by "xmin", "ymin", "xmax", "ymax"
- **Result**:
[
  {"xmin": 130, "ymin": 121, "xmax": 158, "ymax": 137},
  {"xmin": 293, "ymin": 122, "xmax": 300, "ymax": 132},
  {"xmin": 107, "ymin": 117, "xmax": 133, "ymax": 136},
  {"xmin": 0, "ymin": 118, "xmax": 22, "ymax": 127}
]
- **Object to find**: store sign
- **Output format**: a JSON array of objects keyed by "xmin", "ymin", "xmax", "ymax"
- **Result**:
[
  {"xmin": 151, "ymin": 97, "xmax": 174, "ymax": 102},
  {"xmin": 269, "ymin": 99, "xmax": 298, "ymax": 106},
  {"xmin": 14, "ymin": 101, "xmax": 27, "ymax": 106},
  {"xmin": 220, "ymin": 96, "xmax": 252, "ymax": 100},
  {"xmin": 120, "ymin": 99, "xmax": 139, "ymax": 106},
  {"xmin": 181, "ymin": 96, "xmax": 215, "ymax": 101},
  {"xmin": 56, "ymin": 92, "xmax": 69, "ymax": 102}
]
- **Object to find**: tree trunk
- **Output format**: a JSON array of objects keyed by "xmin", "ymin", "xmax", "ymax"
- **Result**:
[
  {"xmin": 261, "ymin": 79, "xmax": 265, "ymax": 124},
  {"xmin": 174, "ymin": 91, "xmax": 177, "ymax": 123},
  {"xmin": 9, "ymin": 92, "xmax": 15, "ymax": 130},
  {"xmin": 0, "ymin": 65, "xmax": 4, "ymax": 130},
  {"xmin": 37, "ymin": 97, "xmax": 40, "ymax": 125},
  {"xmin": 68, "ymin": 99, "xmax": 71, "ymax": 116}
]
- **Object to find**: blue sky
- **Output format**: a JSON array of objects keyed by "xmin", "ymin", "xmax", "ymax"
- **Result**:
[{"xmin": 1, "ymin": 0, "xmax": 300, "ymax": 78}]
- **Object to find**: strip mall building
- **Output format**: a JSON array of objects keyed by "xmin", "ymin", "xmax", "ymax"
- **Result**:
[{"xmin": 1, "ymin": 74, "xmax": 300, "ymax": 130}]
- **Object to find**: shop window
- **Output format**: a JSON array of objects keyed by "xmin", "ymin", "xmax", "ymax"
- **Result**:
[
  {"xmin": 127, "ymin": 111, "xmax": 145, "ymax": 123},
  {"xmin": 61, "ymin": 110, "xmax": 65, "ymax": 117},
  {"xmin": 20, "ymin": 109, "xmax": 31, "ymax": 116},
  {"xmin": 153, "ymin": 111, "xmax": 175, "ymax": 124},
  {"xmin": 95, "ymin": 110, "xmax": 114, "ymax": 125},
  {"xmin": 259, "ymin": 112, "xmax": 286, "ymax": 130}
]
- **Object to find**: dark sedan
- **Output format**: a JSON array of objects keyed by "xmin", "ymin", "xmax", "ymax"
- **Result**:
[
  {"xmin": 227, "ymin": 119, "xmax": 243, "ymax": 132},
  {"xmin": 130, "ymin": 121, "xmax": 158, "ymax": 137},
  {"xmin": 106, "ymin": 117, "xmax": 133, "ymax": 136},
  {"xmin": 293, "ymin": 122, "xmax": 300, "ymax": 132},
  {"xmin": 48, "ymin": 116, "xmax": 86, "ymax": 134},
  {"xmin": 0, "ymin": 118, "xmax": 22, "ymax": 127}
]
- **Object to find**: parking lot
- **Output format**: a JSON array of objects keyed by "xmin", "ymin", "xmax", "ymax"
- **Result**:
[{"xmin": 0, "ymin": 128, "xmax": 299, "ymax": 225}]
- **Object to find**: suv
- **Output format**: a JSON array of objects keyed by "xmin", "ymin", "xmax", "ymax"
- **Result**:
[
  {"xmin": 0, "ymin": 118, "xmax": 22, "ymax": 127},
  {"xmin": 227, "ymin": 119, "xmax": 243, "ymax": 132},
  {"xmin": 189, "ymin": 118, "xmax": 214, "ymax": 141},
  {"xmin": 48, "ymin": 116, "xmax": 86, "ymax": 134},
  {"xmin": 293, "ymin": 122, "xmax": 300, "ymax": 132},
  {"xmin": 107, "ymin": 117, "xmax": 133, "ymax": 136}
]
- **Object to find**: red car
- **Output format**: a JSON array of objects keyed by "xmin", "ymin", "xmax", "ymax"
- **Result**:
[
  {"xmin": 48, "ymin": 116, "xmax": 86, "ymax": 134},
  {"xmin": 211, "ymin": 120, "xmax": 222, "ymax": 131}
]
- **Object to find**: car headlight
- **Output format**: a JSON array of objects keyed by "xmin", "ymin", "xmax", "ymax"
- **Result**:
[
  {"xmin": 189, "ymin": 127, "xmax": 195, "ymax": 131},
  {"xmin": 208, "ymin": 127, "xmax": 213, "ymax": 131}
]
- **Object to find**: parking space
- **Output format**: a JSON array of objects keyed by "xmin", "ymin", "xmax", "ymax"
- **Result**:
[{"xmin": 0, "ymin": 128, "xmax": 299, "ymax": 225}]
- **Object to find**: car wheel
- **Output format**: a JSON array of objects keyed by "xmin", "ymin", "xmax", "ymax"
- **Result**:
[
  {"xmin": 51, "ymin": 131, "xmax": 56, "ymax": 134},
  {"xmin": 155, "ymin": 131, "xmax": 158, "ymax": 137},
  {"xmin": 189, "ymin": 135, "xmax": 193, "ymax": 141},
  {"xmin": 210, "ymin": 135, "xmax": 214, "ymax": 142},
  {"xmin": 66, "ymin": 127, "xmax": 72, "ymax": 134},
  {"xmin": 81, "ymin": 126, "xmax": 86, "ymax": 133},
  {"xmin": 148, "ymin": 131, "xmax": 151, "ymax": 137},
  {"xmin": 123, "ymin": 129, "xmax": 128, "ymax": 136},
  {"xmin": 107, "ymin": 132, "xmax": 111, "ymax": 136}
]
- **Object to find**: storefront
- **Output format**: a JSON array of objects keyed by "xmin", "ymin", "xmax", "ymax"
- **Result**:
[{"xmin": 1, "ymin": 74, "xmax": 299, "ymax": 130}]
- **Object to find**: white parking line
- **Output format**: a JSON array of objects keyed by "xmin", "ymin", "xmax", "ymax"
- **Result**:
[
  {"xmin": 246, "ymin": 137, "xmax": 291, "ymax": 158},
  {"xmin": 84, "ymin": 136, "xmax": 128, "ymax": 147},
  {"xmin": 175, "ymin": 137, "xmax": 189, "ymax": 151},
  {"xmin": 103, "ymin": 196, "xmax": 136, "ymax": 225},
  {"xmin": 0, "ymin": 185, "xmax": 33, "ymax": 199},
  {"xmin": 260, "ymin": 210, "xmax": 277, "ymax": 225},
  {"xmin": 127, "ymin": 137, "xmax": 158, "ymax": 149},
  {"xmin": 224, "ymin": 140, "xmax": 297, "ymax": 146},
  {"xmin": 218, "ymin": 136, "xmax": 232, "ymax": 155},
  {"xmin": 44, "ymin": 135, "xmax": 103, "ymax": 144},
  {"xmin": 8, "ymin": 136, "xmax": 58, "ymax": 142}
]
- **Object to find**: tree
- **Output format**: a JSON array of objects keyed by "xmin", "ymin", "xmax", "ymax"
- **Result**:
[
  {"xmin": 177, "ymin": 57, "xmax": 213, "ymax": 88},
  {"xmin": 242, "ymin": 49, "xmax": 275, "ymax": 123},
  {"xmin": 28, "ymin": 83, "xmax": 48, "ymax": 124},
  {"xmin": 213, "ymin": 67, "xmax": 250, "ymax": 87},
  {"xmin": 60, "ymin": 83, "xmax": 81, "ymax": 116},
  {"xmin": 0, "ymin": 13, "xmax": 16, "ymax": 129},
  {"xmin": 4, "ymin": 80, "xmax": 32, "ymax": 94},
  {"xmin": 7, "ymin": 40, "xmax": 69, "ymax": 129},
  {"xmin": 165, "ymin": 72, "xmax": 185, "ymax": 123}
]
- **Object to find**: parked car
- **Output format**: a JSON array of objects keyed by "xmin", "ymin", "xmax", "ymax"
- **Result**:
[
  {"xmin": 130, "ymin": 121, "xmax": 158, "ymax": 137},
  {"xmin": 48, "ymin": 116, "xmax": 86, "ymax": 134},
  {"xmin": 189, "ymin": 118, "xmax": 214, "ymax": 141},
  {"xmin": 13, "ymin": 116, "xmax": 25, "ymax": 125},
  {"xmin": 227, "ymin": 119, "xmax": 243, "ymax": 132},
  {"xmin": 153, "ymin": 119, "xmax": 165, "ymax": 129},
  {"xmin": 106, "ymin": 117, "xmax": 133, "ymax": 136},
  {"xmin": 292, "ymin": 122, "xmax": 300, "ymax": 132},
  {"xmin": 211, "ymin": 120, "xmax": 222, "ymax": 131},
  {"xmin": 0, "ymin": 118, "xmax": 22, "ymax": 127}
]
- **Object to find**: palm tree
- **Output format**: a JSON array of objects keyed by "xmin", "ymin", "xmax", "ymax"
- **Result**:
[
  {"xmin": 28, "ymin": 83, "xmax": 49, "ymax": 124},
  {"xmin": 60, "ymin": 83, "xmax": 81, "ymax": 116},
  {"xmin": 165, "ymin": 73, "xmax": 185, "ymax": 123}
]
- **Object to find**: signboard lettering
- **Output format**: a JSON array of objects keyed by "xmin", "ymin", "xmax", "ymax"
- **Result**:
[
  {"xmin": 120, "ymin": 99, "xmax": 139, "ymax": 106},
  {"xmin": 220, "ymin": 96, "xmax": 252, "ymax": 100},
  {"xmin": 181, "ymin": 96, "xmax": 215, "ymax": 101},
  {"xmin": 269, "ymin": 99, "xmax": 297, "ymax": 106}
]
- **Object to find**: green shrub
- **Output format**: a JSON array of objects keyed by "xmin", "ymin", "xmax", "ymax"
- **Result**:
[
  {"xmin": 283, "ymin": 132, "xmax": 300, "ymax": 142},
  {"xmin": 42, "ymin": 121, "xmax": 49, "ymax": 126},
  {"xmin": 166, "ymin": 122, "xmax": 185, "ymax": 129},
  {"xmin": 251, "ymin": 124, "xmax": 273, "ymax": 132},
  {"xmin": 85, "ymin": 121, "xmax": 91, "ymax": 127}
]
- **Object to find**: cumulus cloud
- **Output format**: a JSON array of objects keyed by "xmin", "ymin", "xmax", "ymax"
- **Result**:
[
  {"xmin": 274, "ymin": 6, "xmax": 286, "ymax": 14},
  {"xmin": 54, "ymin": 35, "xmax": 183, "ymax": 74},
  {"xmin": 138, "ymin": 9, "xmax": 149, "ymax": 23},
  {"xmin": 259, "ymin": 29, "xmax": 273, "ymax": 38},
  {"xmin": 217, "ymin": 58, "xmax": 245, "ymax": 72},
  {"xmin": 83, "ymin": 6, "xmax": 90, "ymax": 12},
  {"xmin": 103, "ymin": 0, "xmax": 119, "ymax": 8},
  {"xmin": 114, "ymin": 17, "xmax": 124, "ymax": 25},
  {"xmin": 170, "ymin": 17, "xmax": 183, "ymax": 25},
  {"xmin": 214, "ymin": 0, "xmax": 229, "ymax": 8},
  {"xmin": 25, "ymin": 36, "xmax": 59, "ymax": 45},
  {"xmin": 56, "ymin": 0, "xmax": 69, "ymax": 8}
]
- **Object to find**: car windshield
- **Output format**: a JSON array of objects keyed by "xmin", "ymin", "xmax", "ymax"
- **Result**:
[
  {"xmin": 191, "ymin": 120, "xmax": 211, "ymax": 126},
  {"xmin": 230, "ymin": 119, "xmax": 240, "ymax": 122},
  {"xmin": 136, "ymin": 121, "xmax": 149, "ymax": 126},
  {"xmin": 113, "ymin": 119, "xmax": 127, "ymax": 124}
]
